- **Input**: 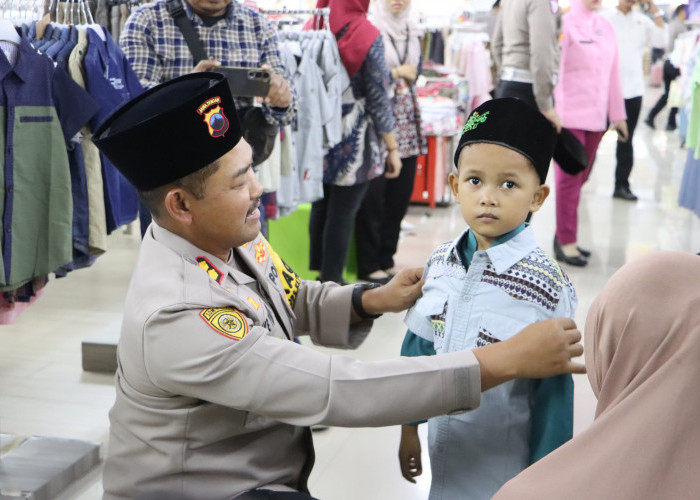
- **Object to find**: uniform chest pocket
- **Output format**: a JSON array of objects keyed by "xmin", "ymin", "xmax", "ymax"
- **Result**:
[
  {"xmin": 414, "ymin": 293, "xmax": 449, "ymax": 351},
  {"xmin": 477, "ymin": 310, "xmax": 538, "ymax": 347}
]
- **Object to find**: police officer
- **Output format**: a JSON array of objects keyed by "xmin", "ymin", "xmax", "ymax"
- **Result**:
[
  {"xmin": 93, "ymin": 73, "xmax": 584, "ymax": 500},
  {"xmin": 492, "ymin": 0, "xmax": 563, "ymax": 132}
]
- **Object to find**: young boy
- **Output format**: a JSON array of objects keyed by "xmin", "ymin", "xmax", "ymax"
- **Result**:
[{"xmin": 398, "ymin": 98, "xmax": 577, "ymax": 499}]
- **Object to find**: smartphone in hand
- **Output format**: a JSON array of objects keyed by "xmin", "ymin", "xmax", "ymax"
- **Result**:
[{"xmin": 208, "ymin": 67, "xmax": 271, "ymax": 98}]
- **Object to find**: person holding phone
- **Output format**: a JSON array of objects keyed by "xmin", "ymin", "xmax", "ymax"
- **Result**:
[
  {"xmin": 120, "ymin": 0, "xmax": 294, "ymax": 119},
  {"xmin": 602, "ymin": 0, "xmax": 667, "ymax": 202},
  {"xmin": 120, "ymin": 0, "xmax": 295, "ymax": 236}
]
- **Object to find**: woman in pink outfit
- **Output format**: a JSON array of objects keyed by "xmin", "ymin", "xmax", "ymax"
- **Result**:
[{"xmin": 553, "ymin": 0, "xmax": 628, "ymax": 267}]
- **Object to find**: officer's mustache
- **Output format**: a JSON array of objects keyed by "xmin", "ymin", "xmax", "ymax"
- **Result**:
[{"xmin": 246, "ymin": 198, "xmax": 261, "ymax": 216}]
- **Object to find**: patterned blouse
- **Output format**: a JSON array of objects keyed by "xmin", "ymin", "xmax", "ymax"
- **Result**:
[{"xmin": 323, "ymin": 36, "xmax": 396, "ymax": 186}]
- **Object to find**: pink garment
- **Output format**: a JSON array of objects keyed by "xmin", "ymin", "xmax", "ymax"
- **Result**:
[
  {"xmin": 465, "ymin": 42, "xmax": 493, "ymax": 111},
  {"xmin": 554, "ymin": 128, "xmax": 604, "ymax": 245},
  {"xmin": 554, "ymin": 0, "xmax": 626, "ymax": 131}
]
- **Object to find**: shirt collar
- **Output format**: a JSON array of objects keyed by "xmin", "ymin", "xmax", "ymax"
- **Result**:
[
  {"xmin": 450, "ymin": 223, "xmax": 537, "ymax": 275},
  {"xmin": 1, "ymin": 34, "xmax": 39, "ymax": 83},
  {"xmin": 150, "ymin": 222, "xmax": 256, "ymax": 285}
]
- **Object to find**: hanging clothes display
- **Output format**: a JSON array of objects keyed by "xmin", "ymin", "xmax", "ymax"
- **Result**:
[
  {"xmin": 0, "ymin": 0, "xmax": 144, "ymax": 323},
  {"xmin": 0, "ymin": 25, "xmax": 98, "ymax": 295},
  {"xmin": 675, "ymin": 29, "xmax": 700, "ymax": 217},
  {"xmin": 260, "ymin": 8, "xmax": 345, "ymax": 218}
]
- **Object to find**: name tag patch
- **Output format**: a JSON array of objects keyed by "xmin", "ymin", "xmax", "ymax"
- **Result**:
[{"xmin": 200, "ymin": 307, "xmax": 249, "ymax": 340}]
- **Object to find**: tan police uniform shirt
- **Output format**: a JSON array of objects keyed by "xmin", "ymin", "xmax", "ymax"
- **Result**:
[
  {"xmin": 102, "ymin": 223, "xmax": 482, "ymax": 500},
  {"xmin": 491, "ymin": 0, "xmax": 560, "ymax": 111}
]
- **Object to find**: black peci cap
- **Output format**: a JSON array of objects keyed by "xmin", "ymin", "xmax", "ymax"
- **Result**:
[
  {"xmin": 92, "ymin": 73, "xmax": 243, "ymax": 191},
  {"xmin": 453, "ymin": 98, "xmax": 558, "ymax": 184}
]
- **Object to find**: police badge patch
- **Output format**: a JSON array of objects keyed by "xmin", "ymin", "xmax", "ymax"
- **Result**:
[{"xmin": 200, "ymin": 307, "xmax": 249, "ymax": 340}]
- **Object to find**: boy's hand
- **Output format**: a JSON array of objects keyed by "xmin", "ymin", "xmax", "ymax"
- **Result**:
[
  {"xmin": 362, "ymin": 268, "xmax": 425, "ymax": 314},
  {"xmin": 398, "ymin": 425, "xmax": 423, "ymax": 483},
  {"xmin": 473, "ymin": 318, "xmax": 585, "ymax": 391}
]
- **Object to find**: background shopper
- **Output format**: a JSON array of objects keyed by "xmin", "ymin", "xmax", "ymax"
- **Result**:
[
  {"xmin": 491, "ymin": 0, "xmax": 562, "ymax": 132},
  {"xmin": 602, "ymin": 0, "xmax": 667, "ymax": 201},
  {"xmin": 355, "ymin": 0, "xmax": 427, "ymax": 284},
  {"xmin": 552, "ymin": 0, "xmax": 628, "ymax": 267},
  {"xmin": 645, "ymin": 4, "xmax": 689, "ymax": 131}
]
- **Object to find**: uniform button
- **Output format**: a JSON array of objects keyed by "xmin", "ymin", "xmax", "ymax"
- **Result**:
[{"xmin": 463, "ymin": 294, "xmax": 471, "ymax": 302}]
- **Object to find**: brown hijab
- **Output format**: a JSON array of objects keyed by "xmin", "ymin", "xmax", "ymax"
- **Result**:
[{"xmin": 493, "ymin": 251, "xmax": 700, "ymax": 500}]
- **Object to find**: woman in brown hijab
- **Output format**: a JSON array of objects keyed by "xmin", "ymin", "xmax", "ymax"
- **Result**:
[{"xmin": 493, "ymin": 251, "xmax": 700, "ymax": 500}]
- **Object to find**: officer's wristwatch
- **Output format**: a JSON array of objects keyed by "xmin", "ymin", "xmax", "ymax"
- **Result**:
[{"xmin": 352, "ymin": 282, "xmax": 383, "ymax": 320}]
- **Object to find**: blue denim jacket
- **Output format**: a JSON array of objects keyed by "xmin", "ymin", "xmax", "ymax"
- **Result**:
[{"xmin": 403, "ymin": 226, "xmax": 577, "ymax": 500}]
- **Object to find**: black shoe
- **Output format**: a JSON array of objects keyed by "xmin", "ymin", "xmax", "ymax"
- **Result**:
[
  {"xmin": 644, "ymin": 116, "xmax": 655, "ymax": 129},
  {"xmin": 665, "ymin": 122, "xmax": 677, "ymax": 131},
  {"xmin": 553, "ymin": 238, "xmax": 588, "ymax": 267},
  {"xmin": 613, "ymin": 186, "xmax": 638, "ymax": 201},
  {"xmin": 554, "ymin": 237, "xmax": 591, "ymax": 258},
  {"xmin": 577, "ymin": 246, "xmax": 591, "ymax": 258}
]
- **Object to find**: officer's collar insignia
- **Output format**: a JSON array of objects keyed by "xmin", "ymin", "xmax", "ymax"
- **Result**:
[
  {"xmin": 247, "ymin": 296, "xmax": 261, "ymax": 310},
  {"xmin": 462, "ymin": 111, "xmax": 489, "ymax": 134},
  {"xmin": 196, "ymin": 256, "xmax": 223, "ymax": 284},
  {"xmin": 200, "ymin": 307, "xmax": 248, "ymax": 341},
  {"xmin": 197, "ymin": 96, "xmax": 229, "ymax": 138},
  {"xmin": 254, "ymin": 241, "xmax": 268, "ymax": 264}
]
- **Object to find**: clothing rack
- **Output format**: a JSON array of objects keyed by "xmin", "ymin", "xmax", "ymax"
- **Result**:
[
  {"xmin": 45, "ymin": 0, "xmax": 95, "ymax": 24},
  {"xmin": 260, "ymin": 6, "xmax": 329, "ymax": 31},
  {"xmin": 1, "ymin": 0, "xmax": 43, "ymax": 21},
  {"xmin": 259, "ymin": 7, "xmax": 330, "ymax": 16}
]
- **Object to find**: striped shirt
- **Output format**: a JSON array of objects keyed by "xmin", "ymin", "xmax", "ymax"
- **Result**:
[{"xmin": 120, "ymin": 0, "xmax": 296, "ymax": 124}]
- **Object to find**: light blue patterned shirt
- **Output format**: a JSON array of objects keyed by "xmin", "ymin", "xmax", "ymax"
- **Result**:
[{"xmin": 404, "ymin": 225, "xmax": 577, "ymax": 500}]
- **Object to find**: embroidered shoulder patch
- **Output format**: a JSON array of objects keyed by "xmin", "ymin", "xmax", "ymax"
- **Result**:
[
  {"xmin": 254, "ymin": 240, "xmax": 268, "ymax": 264},
  {"xmin": 196, "ymin": 256, "xmax": 223, "ymax": 284},
  {"xmin": 200, "ymin": 307, "xmax": 249, "ymax": 341}
]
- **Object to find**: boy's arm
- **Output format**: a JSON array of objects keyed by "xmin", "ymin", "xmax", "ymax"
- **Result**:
[{"xmin": 399, "ymin": 424, "xmax": 423, "ymax": 483}]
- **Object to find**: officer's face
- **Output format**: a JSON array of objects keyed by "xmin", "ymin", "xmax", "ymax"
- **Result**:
[
  {"xmin": 188, "ymin": 139, "xmax": 263, "ymax": 259},
  {"xmin": 187, "ymin": 0, "xmax": 231, "ymax": 17}
]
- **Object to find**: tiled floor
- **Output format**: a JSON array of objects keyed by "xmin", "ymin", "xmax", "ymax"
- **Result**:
[{"xmin": 1, "ymin": 86, "xmax": 698, "ymax": 499}]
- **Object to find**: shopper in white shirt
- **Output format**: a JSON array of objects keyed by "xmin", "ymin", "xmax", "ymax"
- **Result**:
[{"xmin": 602, "ymin": 0, "xmax": 667, "ymax": 201}]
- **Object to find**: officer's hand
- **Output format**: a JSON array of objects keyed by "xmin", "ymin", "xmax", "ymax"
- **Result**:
[
  {"xmin": 398, "ymin": 425, "xmax": 423, "ymax": 483},
  {"xmin": 192, "ymin": 60, "xmax": 221, "ymax": 73},
  {"xmin": 541, "ymin": 108, "xmax": 563, "ymax": 134},
  {"xmin": 262, "ymin": 64, "xmax": 292, "ymax": 108},
  {"xmin": 362, "ymin": 267, "xmax": 425, "ymax": 314},
  {"xmin": 384, "ymin": 149, "xmax": 403, "ymax": 179},
  {"xmin": 473, "ymin": 318, "xmax": 585, "ymax": 391}
]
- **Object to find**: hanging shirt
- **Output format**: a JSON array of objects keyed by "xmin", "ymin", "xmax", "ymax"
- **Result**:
[
  {"xmin": 83, "ymin": 27, "xmax": 143, "ymax": 233},
  {"xmin": 0, "ymin": 34, "xmax": 98, "ymax": 291}
]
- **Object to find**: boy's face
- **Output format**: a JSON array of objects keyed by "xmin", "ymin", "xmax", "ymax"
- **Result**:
[{"xmin": 449, "ymin": 143, "xmax": 549, "ymax": 250}]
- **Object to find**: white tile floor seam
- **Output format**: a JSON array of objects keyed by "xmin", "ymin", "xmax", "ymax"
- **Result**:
[{"xmin": 1, "ymin": 85, "xmax": 698, "ymax": 499}]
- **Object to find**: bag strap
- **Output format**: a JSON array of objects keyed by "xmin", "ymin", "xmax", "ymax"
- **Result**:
[{"xmin": 166, "ymin": 0, "xmax": 208, "ymax": 64}]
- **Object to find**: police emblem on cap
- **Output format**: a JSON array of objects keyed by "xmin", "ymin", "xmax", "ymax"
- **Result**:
[{"xmin": 197, "ymin": 96, "xmax": 229, "ymax": 138}]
